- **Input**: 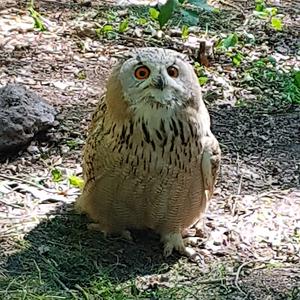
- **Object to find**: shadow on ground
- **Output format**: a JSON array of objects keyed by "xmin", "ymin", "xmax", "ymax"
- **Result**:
[
  {"xmin": 1, "ymin": 207, "xmax": 180, "ymax": 298},
  {"xmin": 1, "ymin": 104, "xmax": 299, "ymax": 299}
]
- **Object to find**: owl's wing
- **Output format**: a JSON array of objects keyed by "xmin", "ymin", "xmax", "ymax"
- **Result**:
[
  {"xmin": 88, "ymin": 94, "xmax": 106, "ymax": 133},
  {"xmin": 82, "ymin": 95, "xmax": 107, "ymax": 191},
  {"xmin": 201, "ymin": 134, "xmax": 221, "ymax": 201}
]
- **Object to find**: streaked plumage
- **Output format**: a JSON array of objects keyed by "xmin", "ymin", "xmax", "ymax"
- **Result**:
[{"xmin": 76, "ymin": 47, "xmax": 221, "ymax": 257}]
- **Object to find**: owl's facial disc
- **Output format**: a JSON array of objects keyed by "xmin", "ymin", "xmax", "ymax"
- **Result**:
[
  {"xmin": 118, "ymin": 48, "xmax": 196, "ymax": 108},
  {"xmin": 122, "ymin": 63, "xmax": 185, "ymax": 106}
]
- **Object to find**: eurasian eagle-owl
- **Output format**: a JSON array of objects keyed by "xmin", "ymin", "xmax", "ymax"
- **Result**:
[{"xmin": 76, "ymin": 47, "xmax": 221, "ymax": 258}]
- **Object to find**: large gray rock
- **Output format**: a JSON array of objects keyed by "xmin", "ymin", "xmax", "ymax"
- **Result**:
[{"xmin": 0, "ymin": 84, "xmax": 57, "ymax": 155}]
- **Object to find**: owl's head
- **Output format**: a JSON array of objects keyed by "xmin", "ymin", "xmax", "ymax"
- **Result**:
[{"xmin": 111, "ymin": 48, "xmax": 201, "ymax": 110}]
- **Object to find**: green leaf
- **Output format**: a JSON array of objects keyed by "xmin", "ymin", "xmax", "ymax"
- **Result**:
[
  {"xmin": 193, "ymin": 62, "xmax": 203, "ymax": 76},
  {"xmin": 294, "ymin": 71, "xmax": 300, "ymax": 89},
  {"xmin": 221, "ymin": 33, "xmax": 239, "ymax": 49},
  {"xmin": 232, "ymin": 52, "xmax": 244, "ymax": 66},
  {"xmin": 181, "ymin": 24, "xmax": 189, "ymax": 40},
  {"xmin": 149, "ymin": 7, "xmax": 160, "ymax": 20},
  {"xmin": 187, "ymin": 0, "xmax": 213, "ymax": 11},
  {"xmin": 271, "ymin": 17, "xmax": 283, "ymax": 30},
  {"xmin": 69, "ymin": 176, "xmax": 84, "ymax": 189},
  {"xmin": 102, "ymin": 24, "xmax": 114, "ymax": 33},
  {"xmin": 198, "ymin": 76, "xmax": 208, "ymax": 86},
  {"xmin": 119, "ymin": 19, "xmax": 129, "ymax": 33},
  {"xmin": 265, "ymin": 7, "xmax": 277, "ymax": 16},
  {"xmin": 95, "ymin": 28, "xmax": 101, "ymax": 36},
  {"xmin": 158, "ymin": 0, "xmax": 177, "ymax": 28},
  {"xmin": 254, "ymin": 59, "xmax": 265, "ymax": 68},
  {"xmin": 255, "ymin": 3, "xmax": 265, "ymax": 12},
  {"xmin": 236, "ymin": 99, "xmax": 247, "ymax": 107},
  {"xmin": 76, "ymin": 70, "xmax": 86, "ymax": 80},
  {"xmin": 180, "ymin": 8, "xmax": 199, "ymax": 26},
  {"xmin": 137, "ymin": 17, "xmax": 147, "ymax": 25},
  {"xmin": 28, "ymin": 7, "xmax": 47, "ymax": 31},
  {"xmin": 51, "ymin": 169, "xmax": 63, "ymax": 182},
  {"xmin": 66, "ymin": 140, "xmax": 79, "ymax": 149},
  {"xmin": 267, "ymin": 56, "xmax": 276, "ymax": 66}
]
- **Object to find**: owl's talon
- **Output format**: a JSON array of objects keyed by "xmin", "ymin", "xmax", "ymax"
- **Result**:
[
  {"xmin": 87, "ymin": 223, "xmax": 102, "ymax": 231},
  {"xmin": 87, "ymin": 223, "xmax": 109, "ymax": 237},
  {"xmin": 163, "ymin": 244, "xmax": 174, "ymax": 257},
  {"xmin": 121, "ymin": 230, "xmax": 133, "ymax": 241},
  {"xmin": 162, "ymin": 233, "xmax": 185, "ymax": 257},
  {"xmin": 182, "ymin": 228, "xmax": 196, "ymax": 238},
  {"xmin": 184, "ymin": 236, "xmax": 201, "ymax": 247}
]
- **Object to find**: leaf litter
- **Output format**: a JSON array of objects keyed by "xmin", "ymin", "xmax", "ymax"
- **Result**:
[{"xmin": 0, "ymin": 0, "xmax": 299, "ymax": 299}]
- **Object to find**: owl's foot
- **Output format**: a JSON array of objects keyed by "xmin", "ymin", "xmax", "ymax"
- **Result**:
[
  {"xmin": 183, "ymin": 236, "xmax": 201, "ymax": 246},
  {"xmin": 87, "ymin": 223, "xmax": 132, "ymax": 241},
  {"xmin": 161, "ymin": 232, "xmax": 185, "ymax": 257},
  {"xmin": 161, "ymin": 232, "xmax": 205, "ymax": 263},
  {"xmin": 161, "ymin": 233, "xmax": 199, "ymax": 259},
  {"xmin": 120, "ymin": 230, "xmax": 133, "ymax": 241}
]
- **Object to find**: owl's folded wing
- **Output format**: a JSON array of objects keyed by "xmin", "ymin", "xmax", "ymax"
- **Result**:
[
  {"xmin": 81, "ymin": 96, "xmax": 107, "ymax": 192},
  {"xmin": 201, "ymin": 134, "xmax": 221, "ymax": 201}
]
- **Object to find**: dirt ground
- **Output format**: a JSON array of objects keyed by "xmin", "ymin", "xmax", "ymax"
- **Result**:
[{"xmin": 0, "ymin": 1, "xmax": 299, "ymax": 299}]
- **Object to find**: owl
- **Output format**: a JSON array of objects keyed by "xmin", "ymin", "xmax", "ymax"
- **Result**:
[{"xmin": 76, "ymin": 47, "xmax": 221, "ymax": 258}]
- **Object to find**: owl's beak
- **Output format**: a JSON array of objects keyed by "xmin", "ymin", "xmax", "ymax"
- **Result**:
[{"xmin": 152, "ymin": 75, "xmax": 166, "ymax": 91}]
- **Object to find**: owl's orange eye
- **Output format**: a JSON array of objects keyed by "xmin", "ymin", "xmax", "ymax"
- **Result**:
[
  {"xmin": 167, "ymin": 66, "xmax": 179, "ymax": 78},
  {"xmin": 134, "ymin": 66, "xmax": 151, "ymax": 80}
]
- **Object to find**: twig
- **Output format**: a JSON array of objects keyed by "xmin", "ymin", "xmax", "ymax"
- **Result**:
[
  {"xmin": 197, "ymin": 277, "xmax": 232, "ymax": 284},
  {"xmin": 33, "ymin": 259, "xmax": 42, "ymax": 285},
  {"xmin": 75, "ymin": 284, "xmax": 90, "ymax": 300},
  {"xmin": 0, "ymin": 200, "xmax": 22, "ymax": 209},
  {"xmin": 237, "ymin": 174, "xmax": 243, "ymax": 195},
  {"xmin": 183, "ymin": 276, "xmax": 234, "ymax": 286},
  {"xmin": 53, "ymin": 275, "xmax": 77, "ymax": 299},
  {"xmin": 0, "ymin": 174, "xmax": 59, "ymax": 194},
  {"xmin": 234, "ymin": 261, "xmax": 255, "ymax": 295}
]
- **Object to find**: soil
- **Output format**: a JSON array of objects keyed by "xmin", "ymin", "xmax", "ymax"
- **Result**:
[{"xmin": 0, "ymin": 1, "xmax": 299, "ymax": 299}]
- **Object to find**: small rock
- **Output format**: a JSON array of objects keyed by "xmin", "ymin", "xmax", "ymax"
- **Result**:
[
  {"xmin": 0, "ymin": 84, "xmax": 57, "ymax": 157},
  {"xmin": 156, "ymin": 30, "xmax": 163, "ymax": 39},
  {"xmin": 118, "ymin": 9, "xmax": 128, "ymax": 17},
  {"xmin": 134, "ymin": 28, "xmax": 143, "ymax": 38},
  {"xmin": 27, "ymin": 144, "xmax": 40, "ymax": 154}
]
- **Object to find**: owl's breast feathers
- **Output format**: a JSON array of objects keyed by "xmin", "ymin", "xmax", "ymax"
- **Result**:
[{"xmin": 82, "ymin": 97, "xmax": 220, "ymax": 198}]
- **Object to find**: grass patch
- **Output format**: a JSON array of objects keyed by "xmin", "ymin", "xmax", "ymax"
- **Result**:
[
  {"xmin": 0, "ymin": 213, "xmax": 192, "ymax": 299},
  {"xmin": 239, "ymin": 58, "xmax": 300, "ymax": 109}
]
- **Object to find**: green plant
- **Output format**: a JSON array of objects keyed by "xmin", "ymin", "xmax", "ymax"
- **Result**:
[
  {"xmin": 69, "ymin": 175, "xmax": 84, "ymax": 189},
  {"xmin": 149, "ymin": 7, "xmax": 160, "ymax": 21},
  {"xmin": 230, "ymin": 51, "xmax": 244, "ymax": 66},
  {"xmin": 217, "ymin": 33, "xmax": 245, "ymax": 67},
  {"xmin": 194, "ymin": 62, "xmax": 209, "ymax": 86},
  {"xmin": 181, "ymin": 24, "xmax": 189, "ymax": 40},
  {"xmin": 244, "ymin": 59, "xmax": 300, "ymax": 106},
  {"xmin": 51, "ymin": 169, "xmax": 63, "ymax": 182},
  {"xmin": 66, "ymin": 139, "xmax": 80, "ymax": 149},
  {"xmin": 137, "ymin": 17, "xmax": 148, "ymax": 25},
  {"xmin": 254, "ymin": 0, "xmax": 283, "ymax": 31},
  {"xmin": 96, "ymin": 24, "xmax": 116, "ymax": 39},
  {"xmin": 149, "ymin": 0, "xmax": 213, "ymax": 29},
  {"xmin": 119, "ymin": 18, "xmax": 129, "ymax": 33},
  {"xmin": 218, "ymin": 33, "xmax": 239, "ymax": 49},
  {"xmin": 294, "ymin": 70, "xmax": 300, "ymax": 88},
  {"xmin": 28, "ymin": 2, "xmax": 47, "ymax": 31}
]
